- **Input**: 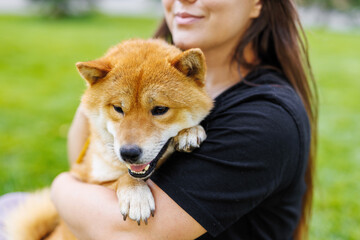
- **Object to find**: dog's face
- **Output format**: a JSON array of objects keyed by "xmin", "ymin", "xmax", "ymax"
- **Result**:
[{"xmin": 77, "ymin": 40, "xmax": 212, "ymax": 179}]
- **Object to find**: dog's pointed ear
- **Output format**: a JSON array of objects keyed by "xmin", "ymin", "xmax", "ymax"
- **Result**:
[
  {"xmin": 76, "ymin": 60, "xmax": 111, "ymax": 85},
  {"xmin": 171, "ymin": 48, "xmax": 206, "ymax": 86}
]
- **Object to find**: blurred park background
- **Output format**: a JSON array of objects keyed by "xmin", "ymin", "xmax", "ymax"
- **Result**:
[{"xmin": 0, "ymin": 0, "xmax": 359, "ymax": 239}]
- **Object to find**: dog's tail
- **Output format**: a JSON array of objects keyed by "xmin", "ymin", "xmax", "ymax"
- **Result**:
[{"xmin": 3, "ymin": 188, "xmax": 59, "ymax": 240}]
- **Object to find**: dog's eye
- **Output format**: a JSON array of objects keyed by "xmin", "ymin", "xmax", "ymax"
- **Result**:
[
  {"xmin": 113, "ymin": 105, "xmax": 124, "ymax": 114},
  {"xmin": 151, "ymin": 106, "xmax": 169, "ymax": 116}
]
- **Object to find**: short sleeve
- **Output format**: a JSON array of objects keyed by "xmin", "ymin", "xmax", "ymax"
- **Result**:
[{"xmin": 150, "ymin": 96, "xmax": 304, "ymax": 237}]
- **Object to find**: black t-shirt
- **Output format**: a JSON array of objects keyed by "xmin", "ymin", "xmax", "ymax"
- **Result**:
[{"xmin": 151, "ymin": 68, "xmax": 311, "ymax": 240}]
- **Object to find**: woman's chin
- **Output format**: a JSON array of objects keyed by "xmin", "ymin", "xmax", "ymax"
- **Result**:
[{"xmin": 173, "ymin": 36, "xmax": 203, "ymax": 50}]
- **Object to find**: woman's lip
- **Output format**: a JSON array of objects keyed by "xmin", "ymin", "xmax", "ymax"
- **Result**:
[
  {"xmin": 175, "ymin": 13, "xmax": 202, "ymax": 25},
  {"xmin": 175, "ymin": 12, "xmax": 202, "ymax": 18},
  {"xmin": 174, "ymin": 12, "xmax": 203, "ymax": 25}
]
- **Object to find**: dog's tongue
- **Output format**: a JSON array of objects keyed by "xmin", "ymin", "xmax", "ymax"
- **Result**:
[{"xmin": 130, "ymin": 163, "xmax": 148, "ymax": 172}]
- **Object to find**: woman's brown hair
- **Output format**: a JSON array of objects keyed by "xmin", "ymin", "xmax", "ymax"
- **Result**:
[{"xmin": 154, "ymin": 1, "xmax": 318, "ymax": 239}]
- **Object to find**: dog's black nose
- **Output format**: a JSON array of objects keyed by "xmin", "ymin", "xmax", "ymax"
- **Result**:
[{"xmin": 120, "ymin": 145, "xmax": 142, "ymax": 163}]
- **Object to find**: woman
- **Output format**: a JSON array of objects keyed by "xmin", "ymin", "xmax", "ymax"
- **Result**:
[{"xmin": 52, "ymin": 0, "xmax": 318, "ymax": 239}]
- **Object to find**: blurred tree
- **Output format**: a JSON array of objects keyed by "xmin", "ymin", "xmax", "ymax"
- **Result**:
[
  {"xmin": 297, "ymin": 0, "xmax": 360, "ymax": 11},
  {"xmin": 30, "ymin": 0, "xmax": 95, "ymax": 18}
]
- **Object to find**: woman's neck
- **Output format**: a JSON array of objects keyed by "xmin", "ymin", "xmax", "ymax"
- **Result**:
[{"xmin": 203, "ymin": 43, "xmax": 255, "ymax": 99}]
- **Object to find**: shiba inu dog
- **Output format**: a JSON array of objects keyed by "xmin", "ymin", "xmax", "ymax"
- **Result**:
[{"xmin": 4, "ymin": 39, "xmax": 213, "ymax": 239}]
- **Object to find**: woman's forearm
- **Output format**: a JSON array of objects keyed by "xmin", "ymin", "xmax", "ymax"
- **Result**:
[
  {"xmin": 50, "ymin": 173, "xmax": 126, "ymax": 239},
  {"xmin": 50, "ymin": 173, "xmax": 206, "ymax": 240},
  {"xmin": 67, "ymin": 105, "xmax": 90, "ymax": 165}
]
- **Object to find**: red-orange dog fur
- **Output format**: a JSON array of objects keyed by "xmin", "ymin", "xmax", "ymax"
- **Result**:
[{"xmin": 4, "ymin": 39, "xmax": 213, "ymax": 239}]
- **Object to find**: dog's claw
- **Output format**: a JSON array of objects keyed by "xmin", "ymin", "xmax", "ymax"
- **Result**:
[
  {"xmin": 137, "ymin": 220, "xmax": 141, "ymax": 226},
  {"xmin": 144, "ymin": 218, "xmax": 148, "ymax": 225},
  {"xmin": 122, "ymin": 213, "xmax": 127, "ymax": 221},
  {"xmin": 151, "ymin": 209, "xmax": 155, "ymax": 217}
]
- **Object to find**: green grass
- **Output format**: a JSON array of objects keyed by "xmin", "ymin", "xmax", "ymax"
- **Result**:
[
  {"xmin": 0, "ymin": 15, "xmax": 359, "ymax": 239},
  {"xmin": 307, "ymin": 29, "xmax": 360, "ymax": 239}
]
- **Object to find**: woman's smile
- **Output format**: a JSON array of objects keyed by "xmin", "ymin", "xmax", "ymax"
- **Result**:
[
  {"xmin": 162, "ymin": 0, "xmax": 261, "ymax": 51},
  {"xmin": 174, "ymin": 12, "xmax": 204, "ymax": 25}
]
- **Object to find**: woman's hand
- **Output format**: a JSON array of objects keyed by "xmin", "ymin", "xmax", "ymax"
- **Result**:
[{"xmin": 50, "ymin": 172, "xmax": 206, "ymax": 240}]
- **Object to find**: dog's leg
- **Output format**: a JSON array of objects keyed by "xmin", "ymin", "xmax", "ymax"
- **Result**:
[
  {"xmin": 174, "ymin": 125, "xmax": 207, "ymax": 152},
  {"xmin": 116, "ymin": 174, "xmax": 155, "ymax": 225}
]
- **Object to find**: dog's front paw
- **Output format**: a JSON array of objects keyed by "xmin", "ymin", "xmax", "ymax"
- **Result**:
[
  {"xmin": 174, "ymin": 125, "xmax": 207, "ymax": 152},
  {"xmin": 117, "ymin": 181, "xmax": 155, "ymax": 225}
]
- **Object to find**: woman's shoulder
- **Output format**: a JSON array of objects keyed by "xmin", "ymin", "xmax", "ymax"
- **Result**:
[
  {"xmin": 208, "ymin": 68, "xmax": 309, "ymax": 131},
  {"xmin": 214, "ymin": 68, "xmax": 300, "ymax": 107},
  {"xmin": 203, "ymin": 67, "xmax": 311, "ymax": 160}
]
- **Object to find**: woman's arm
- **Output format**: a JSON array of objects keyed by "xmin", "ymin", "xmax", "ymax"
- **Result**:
[
  {"xmin": 67, "ymin": 105, "xmax": 90, "ymax": 165},
  {"xmin": 51, "ymin": 173, "xmax": 206, "ymax": 240}
]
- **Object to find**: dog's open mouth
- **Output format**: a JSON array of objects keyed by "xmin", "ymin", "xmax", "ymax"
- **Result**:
[
  {"xmin": 125, "ymin": 160, "xmax": 157, "ymax": 179},
  {"xmin": 126, "ymin": 138, "xmax": 172, "ymax": 180}
]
